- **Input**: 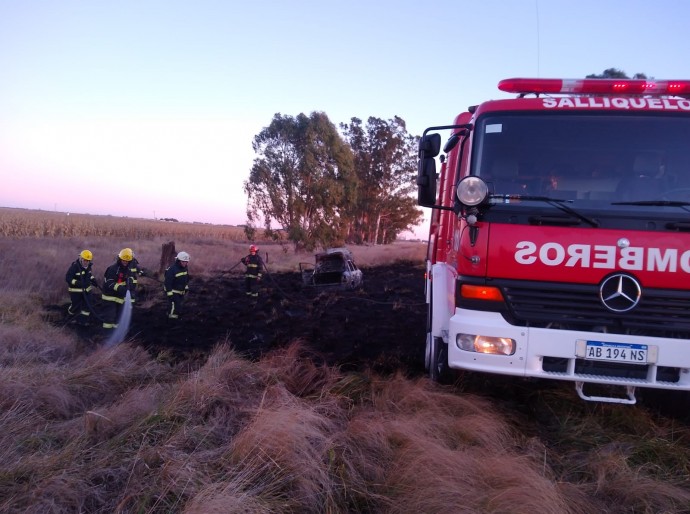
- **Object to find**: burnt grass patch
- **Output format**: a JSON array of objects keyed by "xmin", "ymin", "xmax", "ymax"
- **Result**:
[{"xmin": 80, "ymin": 262, "xmax": 428, "ymax": 375}]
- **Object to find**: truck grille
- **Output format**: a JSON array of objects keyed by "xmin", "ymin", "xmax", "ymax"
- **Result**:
[{"xmin": 500, "ymin": 280, "xmax": 690, "ymax": 339}]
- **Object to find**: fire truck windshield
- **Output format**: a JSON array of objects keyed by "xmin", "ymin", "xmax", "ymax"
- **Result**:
[{"xmin": 472, "ymin": 113, "xmax": 690, "ymax": 208}]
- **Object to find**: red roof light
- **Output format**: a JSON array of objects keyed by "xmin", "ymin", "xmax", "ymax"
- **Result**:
[{"xmin": 498, "ymin": 78, "xmax": 690, "ymax": 96}]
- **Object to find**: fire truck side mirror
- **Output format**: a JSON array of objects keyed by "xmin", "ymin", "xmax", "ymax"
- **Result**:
[
  {"xmin": 417, "ymin": 133, "xmax": 441, "ymax": 207},
  {"xmin": 418, "ymin": 133, "xmax": 441, "ymax": 158},
  {"xmin": 417, "ymin": 157, "xmax": 437, "ymax": 207}
]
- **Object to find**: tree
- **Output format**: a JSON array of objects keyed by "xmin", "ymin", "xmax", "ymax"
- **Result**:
[
  {"xmin": 244, "ymin": 112, "xmax": 356, "ymax": 251},
  {"xmin": 586, "ymin": 68, "xmax": 648, "ymax": 80},
  {"xmin": 340, "ymin": 116, "xmax": 423, "ymax": 244}
]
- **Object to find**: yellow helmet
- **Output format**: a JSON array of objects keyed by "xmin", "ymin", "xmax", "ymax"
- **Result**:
[
  {"xmin": 118, "ymin": 248, "xmax": 133, "ymax": 262},
  {"xmin": 79, "ymin": 249, "xmax": 93, "ymax": 261}
]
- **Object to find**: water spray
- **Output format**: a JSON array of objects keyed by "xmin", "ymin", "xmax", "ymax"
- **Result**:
[{"xmin": 104, "ymin": 290, "xmax": 133, "ymax": 347}]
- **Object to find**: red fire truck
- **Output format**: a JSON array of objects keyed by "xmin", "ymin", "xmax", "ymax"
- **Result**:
[{"xmin": 417, "ymin": 77, "xmax": 690, "ymax": 404}]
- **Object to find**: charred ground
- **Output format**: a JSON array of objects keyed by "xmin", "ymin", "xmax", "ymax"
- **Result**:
[{"xmin": 59, "ymin": 262, "xmax": 429, "ymax": 374}]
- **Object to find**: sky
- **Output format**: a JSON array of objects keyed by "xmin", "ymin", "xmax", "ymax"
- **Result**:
[{"xmin": 2, "ymin": 0, "xmax": 690, "ymax": 238}]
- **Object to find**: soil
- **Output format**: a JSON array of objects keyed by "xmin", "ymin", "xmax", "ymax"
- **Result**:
[{"xmin": 60, "ymin": 262, "xmax": 429, "ymax": 375}]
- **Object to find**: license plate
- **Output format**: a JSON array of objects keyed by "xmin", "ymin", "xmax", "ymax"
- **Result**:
[{"xmin": 583, "ymin": 341, "xmax": 648, "ymax": 364}]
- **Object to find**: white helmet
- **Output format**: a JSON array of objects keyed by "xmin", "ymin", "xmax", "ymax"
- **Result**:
[{"xmin": 176, "ymin": 251, "xmax": 190, "ymax": 262}]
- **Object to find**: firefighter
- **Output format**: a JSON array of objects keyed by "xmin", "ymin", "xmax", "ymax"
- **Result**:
[
  {"xmin": 164, "ymin": 251, "xmax": 190, "ymax": 319},
  {"xmin": 65, "ymin": 249, "xmax": 99, "ymax": 326},
  {"xmin": 241, "ymin": 244, "xmax": 265, "ymax": 298},
  {"xmin": 101, "ymin": 248, "xmax": 134, "ymax": 332},
  {"xmin": 125, "ymin": 249, "xmax": 147, "ymax": 304}
]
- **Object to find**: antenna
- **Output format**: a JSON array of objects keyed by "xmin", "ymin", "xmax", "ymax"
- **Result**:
[{"xmin": 535, "ymin": 0, "xmax": 541, "ymax": 77}]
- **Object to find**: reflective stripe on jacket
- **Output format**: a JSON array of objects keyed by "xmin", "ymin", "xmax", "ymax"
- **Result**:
[
  {"xmin": 164, "ymin": 261, "xmax": 190, "ymax": 296},
  {"xmin": 65, "ymin": 259, "xmax": 97, "ymax": 292},
  {"xmin": 102, "ymin": 259, "xmax": 132, "ymax": 302},
  {"xmin": 242, "ymin": 254, "xmax": 264, "ymax": 278}
]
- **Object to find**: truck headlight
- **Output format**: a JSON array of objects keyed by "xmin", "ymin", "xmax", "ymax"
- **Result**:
[
  {"xmin": 456, "ymin": 333, "xmax": 515, "ymax": 356},
  {"xmin": 456, "ymin": 176, "xmax": 488, "ymax": 206}
]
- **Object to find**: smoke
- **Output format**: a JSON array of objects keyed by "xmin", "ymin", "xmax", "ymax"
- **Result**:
[{"xmin": 104, "ymin": 291, "xmax": 133, "ymax": 347}]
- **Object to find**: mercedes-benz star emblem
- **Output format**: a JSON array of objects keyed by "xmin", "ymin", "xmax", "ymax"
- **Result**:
[{"xmin": 599, "ymin": 274, "xmax": 641, "ymax": 313}]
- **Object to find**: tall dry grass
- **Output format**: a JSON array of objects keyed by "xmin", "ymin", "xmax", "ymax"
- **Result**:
[
  {"xmin": 1, "ymin": 208, "xmax": 690, "ymax": 513},
  {"xmin": 3, "ymin": 339, "xmax": 690, "ymax": 513}
]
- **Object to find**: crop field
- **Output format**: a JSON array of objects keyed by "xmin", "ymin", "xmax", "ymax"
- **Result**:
[
  {"xmin": 1, "ymin": 207, "xmax": 690, "ymax": 513},
  {"xmin": 0, "ymin": 207, "xmax": 248, "ymax": 239}
]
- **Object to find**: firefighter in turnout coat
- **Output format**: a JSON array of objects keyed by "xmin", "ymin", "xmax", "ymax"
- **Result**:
[
  {"xmin": 125, "ymin": 249, "xmax": 147, "ymax": 304},
  {"xmin": 241, "ymin": 245, "xmax": 264, "ymax": 298},
  {"xmin": 164, "ymin": 251, "xmax": 190, "ymax": 319},
  {"xmin": 65, "ymin": 249, "xmax": 99, "ymax": 325},
  {"xmin": 101, "ymin": 248, "xmax": 134, "ymax": 331}
]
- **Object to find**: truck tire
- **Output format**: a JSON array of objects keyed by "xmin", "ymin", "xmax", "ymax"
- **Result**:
[
  {"xmin": 424, "ymin": 331, "xmax": 432, "ymax": 371},
  {"xmin": 425, "ymin": 278, "xmax": 449, "ymax": 382},
  {"xmin": 424, "ymin": 284, "xmax": 433, "ymax": 373},
  {"xmin": 428, "ymin": 335, "xmax": 449, "ymax": 383}
]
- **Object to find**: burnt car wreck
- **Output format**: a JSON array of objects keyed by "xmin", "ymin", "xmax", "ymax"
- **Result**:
[{"xmin": 300, "ymin": 248, "xmax": 363, "ymax": 290}]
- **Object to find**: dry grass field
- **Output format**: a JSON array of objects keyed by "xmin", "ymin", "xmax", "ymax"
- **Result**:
[{"xmin": 2, "ymin": 207, "xmax": 690, "ymax": 513}]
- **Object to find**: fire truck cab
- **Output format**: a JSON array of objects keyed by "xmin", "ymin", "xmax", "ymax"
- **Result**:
[{"xmin": 418, "ymin": 78, "xmax": 690, "ymax": 404}]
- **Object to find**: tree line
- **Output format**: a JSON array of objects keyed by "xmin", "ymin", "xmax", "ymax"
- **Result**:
[{"xmin": 243, "ymin": 112, "xmax": 422, "ymax": 251}]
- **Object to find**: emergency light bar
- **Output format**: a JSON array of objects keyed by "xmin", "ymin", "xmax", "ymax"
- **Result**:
[{"xmin": 498, "ymin": 78, "xmax": 690, "ymax": 96}]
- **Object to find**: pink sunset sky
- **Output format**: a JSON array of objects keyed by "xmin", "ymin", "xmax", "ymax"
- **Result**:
[{"xmin": 2, "ymin": 0, "xmax": 690, "ymax": 239}]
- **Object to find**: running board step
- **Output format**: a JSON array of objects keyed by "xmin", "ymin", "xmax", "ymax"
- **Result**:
[{"xmin": 575, "ymin": 381, "xmax": 637, "ymax": 404}]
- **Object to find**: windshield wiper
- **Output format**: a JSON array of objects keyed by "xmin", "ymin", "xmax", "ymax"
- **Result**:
[
  {"xmin": 611, "ymin": 200, "xmax": 690, "ymax": 213},
  {"xmin": 490, "ymin": 194, "xmax": 600, "ymax": 227}
]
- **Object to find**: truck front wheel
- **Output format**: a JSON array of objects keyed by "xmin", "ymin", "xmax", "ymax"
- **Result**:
[{"xmin": 427, "ymin": 334, "xmax": 449, "ymax": 383}]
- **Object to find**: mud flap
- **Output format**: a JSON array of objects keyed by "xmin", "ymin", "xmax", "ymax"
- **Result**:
[{"xmin": 430, "ymin": 263, "xmax": 457, "ymax": 342}]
